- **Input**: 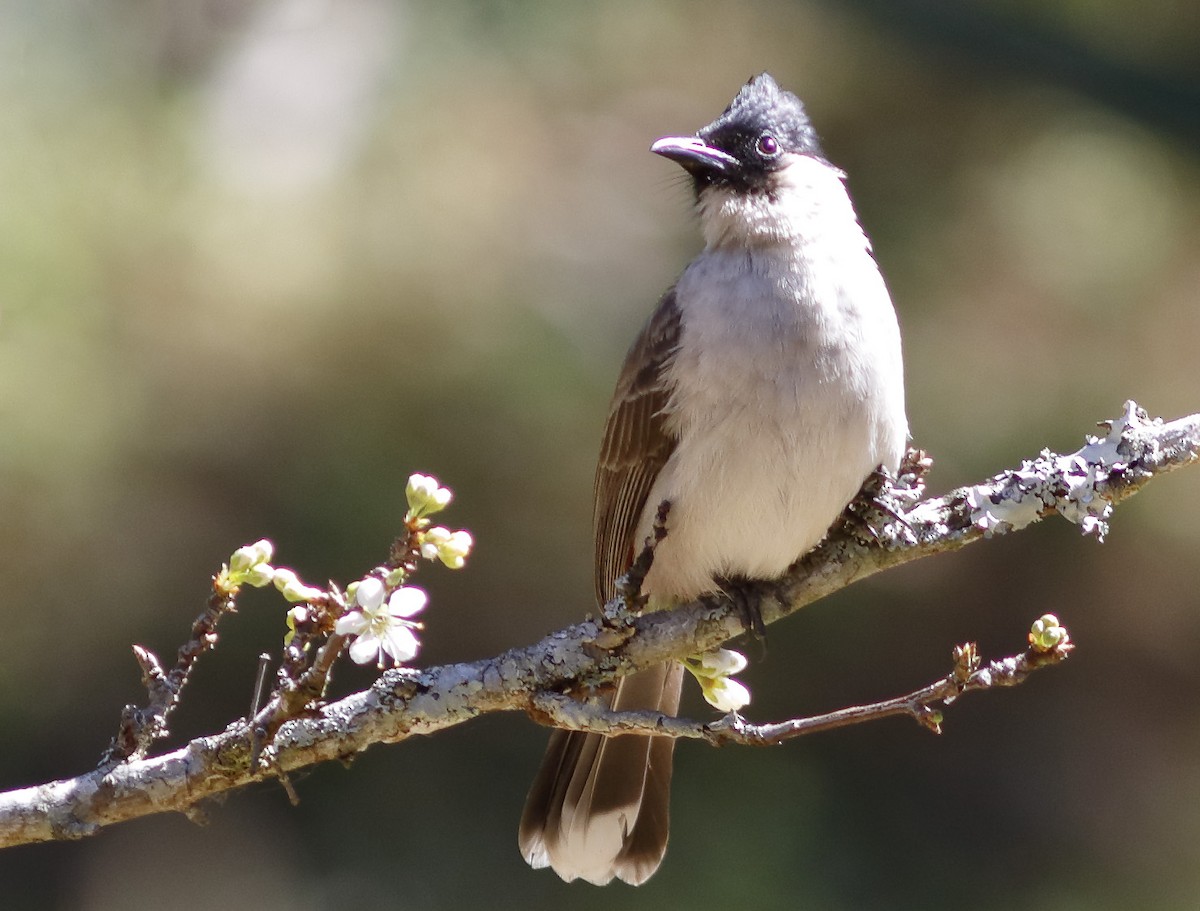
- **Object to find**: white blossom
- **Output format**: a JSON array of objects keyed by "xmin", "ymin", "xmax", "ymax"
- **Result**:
[{"xmin": 335, "ymin": 577, "xmax": 426, "ymax": 668}]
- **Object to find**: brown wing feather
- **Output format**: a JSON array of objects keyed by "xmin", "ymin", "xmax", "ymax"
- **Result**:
[
  {"xmin": 593, "ymin": 288, "xmax": 682, "ymax": 604},
  {"xmin": 519, "ymin": 288, "xmax": 685, "ymax": 885}
]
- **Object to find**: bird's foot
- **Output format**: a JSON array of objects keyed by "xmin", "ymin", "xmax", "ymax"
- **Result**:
[
  {"xmin": 841, "ymin": 453, "xmax": 930, "ymax": 549},
  {"xmin": 711, "ymin": 574, "xmax": 773, "ymax": 657}
]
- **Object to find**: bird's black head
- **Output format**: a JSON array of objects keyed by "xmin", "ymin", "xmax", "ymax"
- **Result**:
[{"xmin": 651, "ymin": 73, "xmax": 824, "ymax": 195}]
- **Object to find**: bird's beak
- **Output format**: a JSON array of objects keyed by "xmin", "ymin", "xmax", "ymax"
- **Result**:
[{"xmin": 650, "ymin": 136, "xmax": 739, "ymax": 175}]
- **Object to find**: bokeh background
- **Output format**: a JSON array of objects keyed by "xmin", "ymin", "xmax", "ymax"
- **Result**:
[{"xmin": 2, "ymin": 1, "xmax": 1199, "ymax": 908}]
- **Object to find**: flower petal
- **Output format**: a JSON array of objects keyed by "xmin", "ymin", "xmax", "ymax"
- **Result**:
[
  {"xmin": 348, "ymin": 634, "xmax": 382, "ymax": 666},
  {"xmin": 698, "ymin": 648, "xmax": 748, "ymax": 676},
  {"xmin": 387, "ymin": 587, "xmax": 427, "ymax": 618},
  {"xmin": 704, "ymin": 677, "xmax": 751, "ymax": 712},
  {"xmin": 356, "ymin": 576, "xmax": 386, "ymax": 610},
  {"xmin": 382, "ymin": 625, "xmax": 420, "ymax": 664},
  {"xmin": 335, "ymin": 611, "xmax": 368, "ymax": 636}
]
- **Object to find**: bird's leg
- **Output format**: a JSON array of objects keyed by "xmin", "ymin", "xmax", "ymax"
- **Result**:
[{"xmin": 711, "ymin": 574, "xmax": 770, "ymax": 657}]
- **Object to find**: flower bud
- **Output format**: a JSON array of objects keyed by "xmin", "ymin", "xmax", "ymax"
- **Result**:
[
  {"xmin": 406, "ymin": 473, "xmax": 453, "ymax": 519},
  {"xmin": 701, "ymin": 676, "xmax": 751, "ymax": 713}
]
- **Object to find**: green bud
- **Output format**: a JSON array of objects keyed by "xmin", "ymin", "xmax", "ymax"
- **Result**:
[
  {"xmin": 406, "ymin": 473, "xmax": 453, "ymax": 519},
  {"xmin": 1029, "ymin": 614, "xmax": 1068, "ymax": 652},
  {"xmin": 230, "ymin": 539, "xmax": 274, "ymax": 574},
  {"xmin": 437, "ymin": 530, "xmax": 473, "ymax": 569},
  {"xmin": 272, "ymin": 567, "xmax": 300, "ymax": 592},
  {"xmin": 243, "ymin": 564, "xmax": 275, "ymax": 588},
  {"xmin": 273, "ymin": 567, "xmax": 323, "ymax": 603},
  {"xmin": 284, "ymin": 605, "xmax": 305, "ymax": 644}
]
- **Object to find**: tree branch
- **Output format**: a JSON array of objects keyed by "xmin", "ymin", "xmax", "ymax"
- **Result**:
[
  {"xmin": 530, "ymin": 633, "xmax": 1073, "ymax": 744},
  {"xmin": 0, "ymin": 401, "xmax": 1194, "ymax": 849}
]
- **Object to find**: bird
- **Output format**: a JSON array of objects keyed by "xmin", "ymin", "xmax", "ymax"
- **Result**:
[{"xmin": 518, "ymin": 73, "xmax": 909, "ymax": 886}]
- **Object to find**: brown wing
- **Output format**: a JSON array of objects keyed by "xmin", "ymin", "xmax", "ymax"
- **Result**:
[{"xmin": 593, "ymin": 288, "xmax": 682, "ymax": 604}]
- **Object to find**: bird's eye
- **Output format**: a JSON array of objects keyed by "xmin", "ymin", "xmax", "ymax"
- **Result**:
[{"xmin": 756, "ymin": 134, "xmax": 780, "ymax": 157}]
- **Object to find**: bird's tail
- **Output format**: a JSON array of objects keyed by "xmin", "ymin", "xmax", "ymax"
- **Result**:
[{"xmin": 518, "ymin": 661, "xmax": 684, "ymax": 886}]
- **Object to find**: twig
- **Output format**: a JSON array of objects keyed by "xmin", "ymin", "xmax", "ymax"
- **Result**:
[
  {"xmin": 528, "ymin": 634, "xmax": 1073, "ymax": 744},
  {"xmin": 250, "ymin": 523, "xmax": 429, "ymax": 769},
  {"xmin": 249, "ymin": 631, "xmax": 348, "ymax": 771},
  {"xmin": 103, "ymin": 584, "xmax": 240, "ymax": 764}
]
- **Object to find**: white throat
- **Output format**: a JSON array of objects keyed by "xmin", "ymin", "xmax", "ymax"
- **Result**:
[{"xmin": 696, "ymin": 154, "xmax": 868, "ymax": 255}]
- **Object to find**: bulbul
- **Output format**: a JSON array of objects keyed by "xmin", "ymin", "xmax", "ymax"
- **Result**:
[{"xmin": 518, "ymin": 73, "xmax": 909, "ymax": 886}]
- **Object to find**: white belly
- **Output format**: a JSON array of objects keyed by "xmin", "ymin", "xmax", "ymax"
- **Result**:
[{"xmin": 637, "ymin": 245, "xmax": 907, "ymax": 601}]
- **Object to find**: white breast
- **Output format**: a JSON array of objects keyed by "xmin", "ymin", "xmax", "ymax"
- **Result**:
[{"xmin": 637, "ymin": 155, "xmax": 908, "ymax": 601}]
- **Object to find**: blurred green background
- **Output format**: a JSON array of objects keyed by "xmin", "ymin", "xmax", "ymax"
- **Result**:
[{"xmin": 2, "ymin": 1, "xmax": 1199, "ymax": 908}]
